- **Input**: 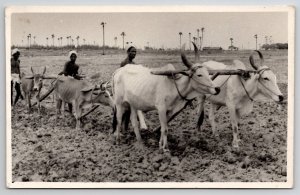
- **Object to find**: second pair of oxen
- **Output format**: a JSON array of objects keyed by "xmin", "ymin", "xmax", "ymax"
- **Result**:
[
  {"xmin": 112, "ymin": 46, "xmax": 220, "ymax": 152},
  {"xmin": 54, "ymin": 76, "xmax": 114, "ymax": 130}
]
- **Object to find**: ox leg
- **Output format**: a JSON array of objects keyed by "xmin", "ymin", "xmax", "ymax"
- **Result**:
[
  {"xmin": 74, "ymin": 103, "xmax": 82, "ymax": 130},
  {"xmin": 196, "ymin": 97, "xmax": 206, "ymax": 131},
  {"xmin": 11, "ymin": 81, "xmax": 14, "ymax": 106},
  {"xmin": 228, "ymin": 106, "xmax": 240, "ymax": 149},
  {"xmin": 27, "ymin": 94, "xmax": 31, "ymax": 113},
  {"xmin": 37, "ymin": 93, "xmax": 41, "ymax": 115},
  {"xmin": 115, "ymin": 104, "xmax": 125, "ymax": 144},
  {"xmin": 158, "ymin": 109, "xmax": 169, "ymax": 152},
  {"xmin": 55, "ymin": 98, "xmax": 62, "ymax": 125},
  {"xmin": 130, "ymin": 108, "xmax": 143, "ymax": 145},
  {"xmin": 137, "ymin": 110, "xmax": 148, "ymax": 130},
  {"xmin": 209, "ymin": 104, "xmax": 217, "ymax": 135}
]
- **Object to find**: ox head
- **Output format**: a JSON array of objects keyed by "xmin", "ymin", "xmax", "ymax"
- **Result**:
[
  {"xmin": 181, "ymin": 43, "xmax": 220, "ymax": 95},
  {"xmin": 151, "ymin": 43, "xmax": 220, "ymax": 95},
  {"xmin": 28, "ymin": 67, "xmax": 47, "ymax": 92},
  {"xmin": 81, "ymin": 81, "xmax": 114, "ymax": 107},
  {"xmin": 249, "ymin": 50, "xmax": 283, "ymax": 102}
]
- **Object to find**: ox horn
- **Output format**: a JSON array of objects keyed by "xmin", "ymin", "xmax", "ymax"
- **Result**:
[
  {"xmin": 42, "ymin": 67, "xmax": 47, "ymax": 75},
  {"xmin": 24, "ymin": 76, "xmax": 34, "ymax": 79},
  {"xmin": 31, "ymin": 67, "xmax": 35, "ymax": 74},
  {"xmin": 249, "ymin": 50, "xmax": 264, "ymax": 70},
  {"xmin": 181, "ymin": 44, "xmax": 193, "ymax": 69},
  {"xmin": 151, "ymin": 69, "xmax": 188, "ymax": 76},
  {"xmin": 192, "ymin": 42, "xmax": 200, "ymax": 62}
]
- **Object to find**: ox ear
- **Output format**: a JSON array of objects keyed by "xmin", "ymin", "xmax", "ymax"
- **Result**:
[
  {"xmin": 81, "ymin": 86, "xmax": 93, "ymax": 93},
  {"xmin": 89, "ymin": 72, "xmax": 101, "ymax": 79}
]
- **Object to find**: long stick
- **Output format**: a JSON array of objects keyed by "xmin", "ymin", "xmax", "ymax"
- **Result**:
[
  {"xmin": 31, "ymin": 82, "xmax": 56, "ymax": 107},
  {"xmin": 81, "ymin": 105, "xmax": 100, "ymax": 119}
]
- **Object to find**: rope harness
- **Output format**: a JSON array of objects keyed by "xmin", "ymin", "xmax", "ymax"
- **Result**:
[
  {"xmin": 239, "ymin": 68, "xmax": 274, "ymax": 102},
  {"xmin": 171, "ymin": 65, "xmax": 217, "ymax": 102}
]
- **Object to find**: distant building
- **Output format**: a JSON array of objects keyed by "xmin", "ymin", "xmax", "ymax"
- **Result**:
[
  {"xmin": 202, "ymin": 47, "xmax": 223, "ymax": 53},
  {"xmin": 228, "ymin": 46, "xmax": 239, "ymax": 51}
]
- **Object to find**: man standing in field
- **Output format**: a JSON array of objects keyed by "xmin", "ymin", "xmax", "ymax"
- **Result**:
[
  {"xmin": 11, "ymin": 48, "xmax": 24, "ymax": 106},
  {"xmin": 120, "ymin": 46, "xmax": 137, "ymax": 67}
]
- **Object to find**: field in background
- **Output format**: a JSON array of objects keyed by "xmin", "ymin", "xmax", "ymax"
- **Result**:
[{"xmin": 11, "ymin": 48, "xmax": 288, "ymax": 182}]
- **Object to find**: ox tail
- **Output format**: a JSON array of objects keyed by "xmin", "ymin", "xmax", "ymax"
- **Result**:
[
  {"xmin": 111, "ymin": 102, "xmax": 131, "ymax": 134},
  {"xmin": 112, "ymin": 106, "xmax": 117, "ymax": 133},
  {"xmin": 197, "ymin": 110, "xmax": 205, "ymax": 130},
  {"xmin": 123, "ymin": 107, "xmax": 131, "ymax": 131}
]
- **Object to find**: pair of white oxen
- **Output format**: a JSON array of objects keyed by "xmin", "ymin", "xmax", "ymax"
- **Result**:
[{"xmin": 111, "ymin": 45, "xmax": 284, "ymax": 152}]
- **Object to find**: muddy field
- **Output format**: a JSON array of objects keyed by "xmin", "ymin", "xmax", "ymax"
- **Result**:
[{"xmin": 10, "ymin": 49, "xmax": 288, "ymax": 182}]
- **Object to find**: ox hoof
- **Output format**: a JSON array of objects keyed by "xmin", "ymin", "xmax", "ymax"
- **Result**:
[
  {"xmin": 134, "ymin": 141, "xmax": 145, "ymax": 150},
  {"xmin": 140, "ymin": 128, "xmax": 148, "ymax": 132},
  {"xmin": 232, "ymin": 142, "xmax": 240, "ymax": 152}
]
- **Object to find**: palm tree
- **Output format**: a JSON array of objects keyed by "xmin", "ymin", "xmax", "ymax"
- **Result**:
[
  {"xmin": 188, "ymin": 32, "xmax": 191, "ymax": 50},
  {"xmin": 46, "ymin": 37, "xmax": 49, "ymax": 47},
  {"xmin": 193, "ymin": 36, "xmax": 197, "ymax": 44},
  {"xmin": 254, "ymin": 34, "xmax": 258, "ymax": 50},
  {"xmin": 66, "ymin": 36, "xmax": 69, "ymax": 46},
  {"xmin": 51, "ymin": 34, "xmax": 55, "ymax": 47},
  {"xmin": 121, "ymin": 32, "xmax": 126, "ymax": 50},
  {"xmin": 101, "ymin": 22, "xmax": 106, "ymax": 55},
  {"xmin": 201, "ymin": 27, "xmax": 205, "ymax": 50},
  {"xmin": 114, "ymin": 37, "xmax": 117, "ymax": 47},
  {"xmin": 265, "ymin": 36, "xmax": 268, "ymax": 45},
  {"xmin": 179, "ymin": 32, "xmax": 183, "ymax": 49},
  {"xmin": 27, "ymin": 34, "xmax": 31, "ymax": 48},
  {"xmin": 71, "ymin": 39, "xmax": 74, "ymax": 45},
  {"xmin": 230, "ymin": 38, "xmax": 234, "ymax": 50},
  {"xmin": 76, "ymin": 36, "xmax": 80, "ymax": 46},
  {"xmin": 33, "ymin": 36, "xmax": 36, "ymax": 45},
  {"xmin": 197, "ymin": 29, "xmax": 200, "ymax": 48},
  {"xmin": 83, "ymin": 38, "xmax": 86, "ymax": 45}
]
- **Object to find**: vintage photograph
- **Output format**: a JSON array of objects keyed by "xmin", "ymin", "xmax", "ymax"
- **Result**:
[{"xmin": 6, "ymin": 6, "xmax": 294, "ymax": 188}]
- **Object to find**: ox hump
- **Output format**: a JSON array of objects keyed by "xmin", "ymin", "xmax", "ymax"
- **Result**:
[
  {"xmin": 122, "ymin": 64, "xmax": 151, "ymax": 75},
  {"xmin": 232, "ymin": 60, "xmax": 246, "ymax": 70}
]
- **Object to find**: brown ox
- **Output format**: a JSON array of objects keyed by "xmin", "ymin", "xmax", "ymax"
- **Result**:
[
  {"xmin": 54, "ymin": 76, "xmax": 113, "ymax": 130},
  {"xmin": 21, "ymin": 67, "xmax": 47, "ymax": 113}
]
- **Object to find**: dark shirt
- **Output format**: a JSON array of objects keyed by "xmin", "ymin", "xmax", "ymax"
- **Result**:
[
  {"xmin": 11, "ymin": 58, "xmax": 21, "ymax": 74},
  {"xmin": 59, "ymin": 61, "xmax": 81, "ymax": 80},
  {"xmin": 120, "ymin": 57, "xmax": 135, "ymax": 67}
]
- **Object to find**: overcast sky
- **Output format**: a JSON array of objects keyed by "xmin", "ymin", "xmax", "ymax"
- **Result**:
[{"xmin": 11, "ymin": 12, "xmax": 288, "ymax": 50}]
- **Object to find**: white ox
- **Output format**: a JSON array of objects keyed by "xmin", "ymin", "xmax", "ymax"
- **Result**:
[
  {"xmin": 197, "ymin": 50, "xmax": 284, "ymax": 149},
  {"xmin": 112, "ymin": 49, "xmax": 220, "ymax": 152}
]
